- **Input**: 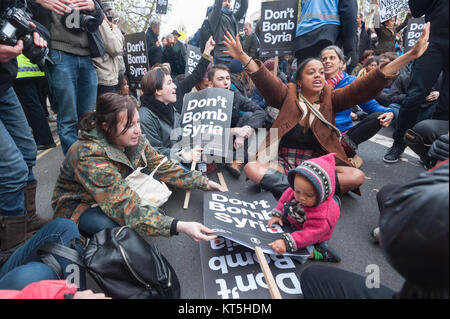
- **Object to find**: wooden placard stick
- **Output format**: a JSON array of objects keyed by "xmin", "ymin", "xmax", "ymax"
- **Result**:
[
  {"xmin": 217, "ymin": 172, "xmax": 228, "ymax": 192},
  {"xmin": 274, "ymin": 56, "xmax": 279, "ymax": 77},
  {"xmin": 183, "ymin": 161, "xmax": 197, "ymax": 209},
  {"xmin": 254, "ymin": 245, "xmax": 282, "ymax": 299}
]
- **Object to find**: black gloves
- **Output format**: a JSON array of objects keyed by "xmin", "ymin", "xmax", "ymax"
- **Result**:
[{"xmin": 428, "ymin": 134, "xmax": 449, "ymax": 161}]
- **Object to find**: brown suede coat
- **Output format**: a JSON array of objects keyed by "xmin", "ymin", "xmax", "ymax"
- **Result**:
[{"xmin": 250, "ymin": 60, "xmax": 395, "ymax": 168}]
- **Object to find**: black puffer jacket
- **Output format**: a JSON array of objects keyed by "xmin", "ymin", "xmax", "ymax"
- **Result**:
[{"xmin": 380, "ymin": 162, "xmax": 449, "ymax": 289}]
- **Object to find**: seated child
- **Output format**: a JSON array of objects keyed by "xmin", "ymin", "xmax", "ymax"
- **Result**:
[{"xmin": 268, "ymin": 153, "xmax": 341, "ymax": 263}]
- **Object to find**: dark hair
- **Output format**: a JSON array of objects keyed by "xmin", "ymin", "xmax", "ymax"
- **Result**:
[
  {"xmin": 360, "ymin": 49, "xmax": 374, "ymax": 63},
  {"xmin": 294, "ymin": 58, "xmax": 323, "ymax": 82},
  {"xmin": 78, "ymin": 93, "xmax": 137, "ymax": 145},
  {"xmin": 141, "ymin": 67, "xmax": 170, "ymax": 96},
  {"xmin": 380, "ymin": 51, "xmax": 398, "ymax": 62},
  {"xmin": 116, "ymin": 73, "xmax": 129, "ymax": 93},
  {"xmin": 208, "ymin": 64, "xmax": 230, "ymax": 82},
  {"xmin": 364, "ymin": 56, "xmax": 380, "ymax": 68}
]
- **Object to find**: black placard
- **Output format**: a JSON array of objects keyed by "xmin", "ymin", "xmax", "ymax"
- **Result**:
[
  {"xmin": 185, "ymin": 44, "xmax": 203, "ymax": 77},
  {"xmin": 404, "ymin": 16, "xmax": 426, "ymax": 52},
  {"xmin": 259, "ymin": 0, "xmax": 298, "ymax": 58},
  {"xmin": 178, "ymin": 88, "xmax": 234, "ymax": 158},
  {"xmin": 155, "ymin": 0, "xmax": 168, "ymax": 15},
  {"xmin": 124, "ymin": 32, "xmax": 149, "ymax": 87}
]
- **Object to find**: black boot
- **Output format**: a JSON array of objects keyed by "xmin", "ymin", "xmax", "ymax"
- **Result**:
[
  {"xmin": 259, "ymin": 168, "xmax": 290, "ymax": 199},
  {"xmin": 0, "ymin": 215, "xmax": 28, "ymax": 266}
]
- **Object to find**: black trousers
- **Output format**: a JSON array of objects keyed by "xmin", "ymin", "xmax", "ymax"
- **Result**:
[
  {"xmin": 300, "ymin": 265, "xmax": 396, "ymax": 299},
  {"xmin": 393, "ymin": 40, "xmax": 449, "ymax": 147},
  {"xmin": 13, "ymin": 77, "xmax": 55, "ymax": 146},
  {"xmin": 346, "ymin": 112, "xmax": 383, "ymax": 146},
  {"xmin": 405, "ymin": 119, "xmax": 449, "ymax": 163}
]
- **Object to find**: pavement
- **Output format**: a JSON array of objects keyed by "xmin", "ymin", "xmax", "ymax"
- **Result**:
[{"xmin": 34, "ymin": 123, "xmax": 424, "ymax": 298}]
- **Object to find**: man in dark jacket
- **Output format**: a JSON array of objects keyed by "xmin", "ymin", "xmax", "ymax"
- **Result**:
[
  {"xmin": 349, "ymin": 13, "xmax": 373, "ymax": 73},
  {"xmin": 242, "ymin": 23, "xmax": 259, "ymax": 60},
  {"xmin": 208, "ymin": 0, "xmax": 248, "ymax": 65},
  {"xmin": 145, "ymin": 18, "xmax": 163, "ymax": 67},
  {"xmin": 383, "ymin": 0, "xmax": 449, "ymax": 164},
  {"xmin": 29, "ymin": 0, "xmax": 105, "ymax": 155},
  {"xmin": 208, "ymin": 64, "xmax": 266, "ymax": 177}
]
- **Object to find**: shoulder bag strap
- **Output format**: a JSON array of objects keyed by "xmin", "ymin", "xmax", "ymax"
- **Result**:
[
  {"xmin": 149, "ymin": 156, "xmax": 168, "ymax": 178},
  {"xmin": 298, "ymin": 92, "xmax": 342, "ymax": 141}
]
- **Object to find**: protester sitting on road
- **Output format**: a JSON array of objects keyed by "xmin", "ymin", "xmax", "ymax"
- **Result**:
[
  {"xmin": 321, "ymin": 46, "xmax": 395, "ymax": 168},
  {"xmin": 268, "ymin": 154, "xmax": 341, "ymax": 264},
  {"xmin": 116, "ymin": 73, "xmax": 139, "ymax": 107},
  {"xmin": 357, "ymin": 56, "xmax": 380, "ymax": 78},
  {"xmin": 150, "ymin": 37, "xmax": 215, "ymax": 114},
  {"xmin": 52, "ymin": 93, "xmax": 225, "ymax": 242},
  {"xmin": 228, "ymin": 59, "xmax": 252, "ymax": 98},
  {"xmin": 222, "ymin": 21, "xmax": 429, "ymax": 198},
  {"xmin": 139, "ymin": 37, "xmax": 215, "ymax": 162},
  {"xmin": 350, "ymin": 49, "xmax": 374, "ymax": 76},
  {"xmin": 0, "ymin": 218, "xmax": 85, "ymax": 291},
  {"xmin": 208, "ymin": 64, "xmax": 266, "ymax": 177},
  {"xmin": 301, "ymin": 161, "xmax": 448, "ymax": 299}
]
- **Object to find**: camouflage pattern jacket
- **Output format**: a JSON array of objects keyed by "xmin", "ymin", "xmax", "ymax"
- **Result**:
[{"xmin": 52, "ymin": 129, "xmax": 209, "ymax": 237}]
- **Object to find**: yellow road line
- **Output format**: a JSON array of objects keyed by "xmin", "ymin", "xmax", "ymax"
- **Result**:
[{"xmin": 37, "ymin": 138, "xmax": 60, "ymax": 161}]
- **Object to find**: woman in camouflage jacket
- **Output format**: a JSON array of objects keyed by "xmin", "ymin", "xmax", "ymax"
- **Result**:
[{"xmin": 52, "ymin": 93, "xmax": 224, "ymax": 241}]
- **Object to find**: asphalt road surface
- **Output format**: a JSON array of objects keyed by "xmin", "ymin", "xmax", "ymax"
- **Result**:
[{"xmin": 35, "ymin": 124, "xmax": 423, "ymax": 299}]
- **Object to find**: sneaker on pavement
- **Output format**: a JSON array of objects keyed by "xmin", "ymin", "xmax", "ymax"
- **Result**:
[
  {"xmin": 383, "ymin": 145, "xmax": 406, "ymax": 164},
  {"xmin": 312, "ymin": 242, "xmax": 341, "ymax": 263}
]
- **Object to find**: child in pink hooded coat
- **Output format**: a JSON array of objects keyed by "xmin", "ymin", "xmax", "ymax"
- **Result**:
[{"xmin": 268, "ymin": 153, "xmax": 341, "ymax": 263}]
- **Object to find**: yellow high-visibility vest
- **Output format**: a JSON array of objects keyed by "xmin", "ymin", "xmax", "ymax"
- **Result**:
[{"xmin": 16, "ymin": 54, "xmax": 45, "ymax": 79}]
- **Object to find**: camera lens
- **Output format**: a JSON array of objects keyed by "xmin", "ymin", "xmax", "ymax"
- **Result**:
[
  {"xmin": 80, "ymin": 15, "xmax": 98, "ymax": 33},
  {"xmin": 21, "ymin": 34, "xmax": 51, "ymax": 68}
]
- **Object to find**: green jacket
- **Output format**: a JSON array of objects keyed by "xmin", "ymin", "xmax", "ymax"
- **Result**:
[{"xmin": 52, "ymin": 129, "xmax": 209, "ymax": 237}]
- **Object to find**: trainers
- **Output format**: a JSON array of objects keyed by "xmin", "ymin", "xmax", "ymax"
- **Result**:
[
  {"xmin": 312, "ymin": 242, "xmax": 341, "ymax": 263},
  {"xmin": 370, "ymin": 226, "xmax": 380, "ymax": 245},
  {"xmin": 383, "ymin": 145, "xmax": 406, "ymax": 164}
]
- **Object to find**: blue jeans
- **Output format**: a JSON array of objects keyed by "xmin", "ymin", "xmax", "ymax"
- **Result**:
[
  {"xmin": 46, "ymin": 50, "xmax": 98, "ymax": 155},
  {"xmin": 0, "ymin": 87, "xmax": 37, "ymax": 216},
  {"xmin": 0, "ymin": 218, "xmax": 85, "ymax": 290},
  {"xmin": 78, "ymin": 207, "xmax": 120, "ymax": 237}
]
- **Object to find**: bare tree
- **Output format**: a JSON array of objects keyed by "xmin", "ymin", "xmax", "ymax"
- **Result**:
[{"xmin": 103, "ymin": 0, "xmax": 170, "ymax": 34}]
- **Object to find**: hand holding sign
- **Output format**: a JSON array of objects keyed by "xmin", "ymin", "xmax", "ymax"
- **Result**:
[{"xmin": 177, "ymin": 221, "xmax": 217, "ymax": 243}]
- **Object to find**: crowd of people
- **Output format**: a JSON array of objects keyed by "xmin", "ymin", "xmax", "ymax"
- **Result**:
[{"xmin": 0, "ymin": 0, "xmax": 448, "ymax": 300}]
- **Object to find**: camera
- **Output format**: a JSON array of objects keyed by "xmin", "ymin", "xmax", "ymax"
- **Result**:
[
  {"xmin": 0, "ymin": 7, "xmax": 52, "ymax": 68},
  {"xmin": 61, "ymin": 8, "xmax": 99, "ymax": 33}
]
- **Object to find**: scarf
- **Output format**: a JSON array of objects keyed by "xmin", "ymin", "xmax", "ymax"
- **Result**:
[
  {"xmin": 140, "ymin": 94, "xmax": 175, "ymax": 127},
  {"xmin": 326, "ymin": 71, "xmax": 344, "ymax": 89}
]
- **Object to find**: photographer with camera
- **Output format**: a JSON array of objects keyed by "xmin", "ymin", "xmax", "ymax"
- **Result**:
[
  {"xmin": 29, "ymin": 0, "xmax": 105, "ymax": 155},
  {"xmin": 0, "ymin": 0, "xmax": 85, "ymax": 291}
]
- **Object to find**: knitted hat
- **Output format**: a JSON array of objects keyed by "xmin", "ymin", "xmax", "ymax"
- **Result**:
[
  {"xmin": 228, "ymin": 59, "xmax": 244, "ymax": 74},
  {"xmin": 287, "ymin": 153, "xmax": 336, "ymax": 207}
]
